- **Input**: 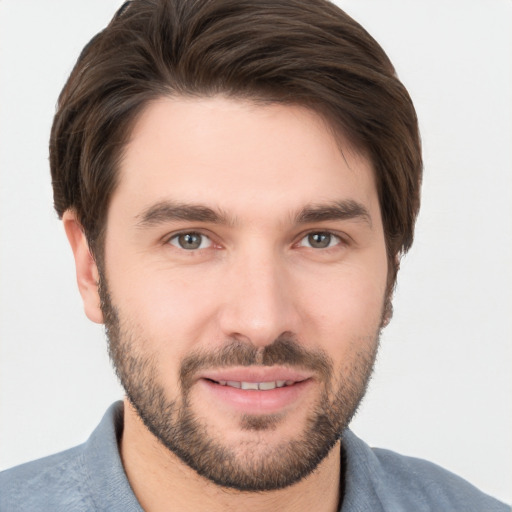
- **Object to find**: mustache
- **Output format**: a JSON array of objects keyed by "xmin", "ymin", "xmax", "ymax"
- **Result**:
[{"xmin": 180, "ymin": 334, "xmax": 333, "ymax": 387}]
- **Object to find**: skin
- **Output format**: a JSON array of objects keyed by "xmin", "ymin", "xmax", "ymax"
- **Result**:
[{"xmin": 64, "ymin": 96, "xmax": 389, "ymax": 512}]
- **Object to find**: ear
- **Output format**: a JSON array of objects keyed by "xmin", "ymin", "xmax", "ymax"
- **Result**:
[
  {"xmin": 381, "ymin": 299, "xmax": 393, "ymax": 328},
  {"xmin": 62, "ymin": 211, "xmax": 104, "ymax": 324},
  {"xmin": 381, "ymin": 253, "xmax": 400, "ymax": 328}
]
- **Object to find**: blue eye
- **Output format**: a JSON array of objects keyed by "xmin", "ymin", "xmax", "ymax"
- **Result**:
[
  {"xmin": 299, "ymin": 232, "xmax": 341, "ymax": 249},
  {"xmin": 169, "ymin": 232, "xmax": 212, "ymax": 250}
]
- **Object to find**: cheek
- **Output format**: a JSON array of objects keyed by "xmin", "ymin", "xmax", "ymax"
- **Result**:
[
  {"xmin": 297, "ymin": 262, "xmax": 387, "ymax": 349},
  {"xmin": 109, "ymin": 263, "xmax": 222, "ymax": 357}
]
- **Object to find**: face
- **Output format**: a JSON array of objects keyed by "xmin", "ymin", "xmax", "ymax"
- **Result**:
[{"xmin": 98, "ymin": 97, "xmax": 388, "ymax": 491}]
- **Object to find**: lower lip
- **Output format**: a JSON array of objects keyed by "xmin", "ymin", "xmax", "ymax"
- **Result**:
[{"xmin": 198, "ymin": 379, "xmax": 312, "ymax": 415}]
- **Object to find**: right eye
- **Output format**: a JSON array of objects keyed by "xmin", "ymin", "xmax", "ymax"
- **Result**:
[{"xmin": 168, "ymin": 232, "xmax": 212, "ymax": 250}]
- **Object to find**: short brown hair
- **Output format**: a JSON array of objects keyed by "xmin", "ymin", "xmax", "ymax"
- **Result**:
[{"xmin": 50, "ymin": 0, "xmax": 422, "ymax": 286}]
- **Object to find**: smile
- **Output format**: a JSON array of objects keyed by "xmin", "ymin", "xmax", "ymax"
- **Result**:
[
  {"xmin": 211, "ymin": 380, "xmax": 296, "ymax": 390},
  {"xmin": 199, "ymin": 374, "xmax": 313, "ymax": 415}
]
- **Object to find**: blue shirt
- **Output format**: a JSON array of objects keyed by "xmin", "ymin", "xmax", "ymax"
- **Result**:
[{"xmin": 0, "ymin": 402, "xmax": 508, "ymax": 511}]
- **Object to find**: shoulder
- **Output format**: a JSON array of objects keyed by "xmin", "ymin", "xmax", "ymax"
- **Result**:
[
  {"xmin": 372, "ymin": 446, "xmax": 507, "ymax": 510},
  {"xmin": 0, "ymin": 444, "xmax": 95, "ymax": 512},
  {"xmin": 342, "ymin": 430, "xmax": 509, "ymax": 512},
  {"xmin": 0, "ymin": 403, "xmax": 141, "ymax": 512}
]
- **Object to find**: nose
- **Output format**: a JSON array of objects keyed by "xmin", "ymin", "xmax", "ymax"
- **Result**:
[{"xmin": 217, "ymin": 247, "xmax": 300, "ymax": 348}]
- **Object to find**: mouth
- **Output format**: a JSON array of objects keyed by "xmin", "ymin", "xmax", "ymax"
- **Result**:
[
  {"xmin": 206, "ymin": 379, "xmax": 297, "ymax": 390},
  {"xmin": 196, "ymin": 368, "xmax": 313, "ymax": 414}
]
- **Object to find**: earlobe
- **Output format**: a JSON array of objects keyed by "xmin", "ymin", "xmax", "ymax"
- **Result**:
[
  {"xmin": 62, "ymin": 211, "xmax": 104, "ymax": 324},
  {"xmin": 381, "ymin": 299, "xmax": 393, "ymax": 328},
  {"xmin": 381, "ymin": 254, "xmax": 400, "ymax": 328}
]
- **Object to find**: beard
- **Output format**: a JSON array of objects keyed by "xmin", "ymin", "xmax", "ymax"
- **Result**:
[{"xmin": 99, "ymin": 273, "xmax": 380, "ymax": 492}]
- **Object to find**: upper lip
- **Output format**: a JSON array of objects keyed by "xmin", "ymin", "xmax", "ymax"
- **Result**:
[{"xmin": 199, "ymin": 366, "xmax": 312, "ymax": 384}]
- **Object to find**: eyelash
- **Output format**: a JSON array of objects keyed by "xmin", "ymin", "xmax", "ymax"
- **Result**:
[
  {"xmin": 297, "ymin": 231, "xmax": 344, "ymax": 250},
  {"xmin": 167, "ymin": 231, "xmax": 213, "ymax": 251},
  {"xmin": 166, "ymin": 230, "xmax": 348, "ymax": 252}
]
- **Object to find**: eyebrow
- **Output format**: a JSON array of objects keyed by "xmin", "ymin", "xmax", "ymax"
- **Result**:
[
  {"xmin": 136, "ymin": 200, "xmax": 234, "ymax": 228},
  {"xmin": 135, "ymin": 199, "xmax": 372, "ymax": 229},
  {"xmin": 295, "ymin": 200, "xmax": 372, "ymax": 227}
]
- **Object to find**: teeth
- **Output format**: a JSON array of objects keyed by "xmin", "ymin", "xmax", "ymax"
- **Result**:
[
  {"xmin": 258, "ymin": 381, "xmax": 277, "ymax": 390},
  {"xmin": 219, "ymin": 380, "xmax": 295, "ymax": 390},
  {"xmin": 241, "ymin": 382, "xmax": 259, "ymax": 390}
]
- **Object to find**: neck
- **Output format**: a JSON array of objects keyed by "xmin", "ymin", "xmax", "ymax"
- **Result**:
[{"xmin": 120, "ymin": 399, "xmax": 342, "ymax": 512}]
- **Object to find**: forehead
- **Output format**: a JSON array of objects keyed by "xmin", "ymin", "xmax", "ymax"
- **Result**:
[{"xmin": 113, "ymin": 96, "xmax": 380, "ymax": 225}]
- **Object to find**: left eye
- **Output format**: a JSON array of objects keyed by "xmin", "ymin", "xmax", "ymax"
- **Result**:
[
  {"xmin": 169, "ymin": 232, "xmax": 212, "ymax": 250},
  {"xmin": 299, "ymin": 232, "xmax": 341, "ymax": 249}
]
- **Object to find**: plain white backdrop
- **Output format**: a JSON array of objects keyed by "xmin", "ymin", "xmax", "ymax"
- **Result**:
[{"xmin": 0, "ymin": 0, "xmax": 511, "ymax": 504}]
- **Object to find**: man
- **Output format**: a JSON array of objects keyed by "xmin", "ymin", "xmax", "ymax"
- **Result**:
[{"xmin": 0, "ymin": 0, "xmax": 509, "ymax": 510}]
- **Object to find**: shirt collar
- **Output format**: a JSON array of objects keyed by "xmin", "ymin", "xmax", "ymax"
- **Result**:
[{"xmin": 83, "ymin": 401, "xmax": 386, "ymax": 512}]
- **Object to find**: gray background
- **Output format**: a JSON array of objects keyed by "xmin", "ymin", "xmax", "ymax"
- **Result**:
[{"xmin": 1, "ymin": 0, "xmax": 511, "ymax": 503}]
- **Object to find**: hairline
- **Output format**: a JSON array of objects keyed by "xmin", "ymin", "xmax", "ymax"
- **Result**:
[{"xmin": 87, "ymin": 91, "xmax": 374, "ymax": 260}]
